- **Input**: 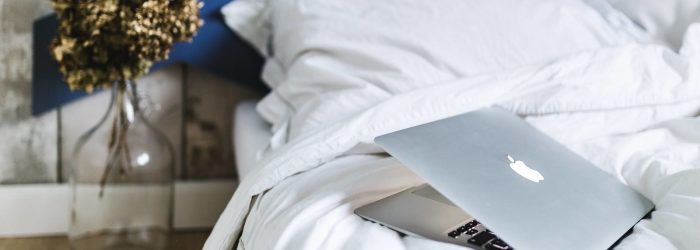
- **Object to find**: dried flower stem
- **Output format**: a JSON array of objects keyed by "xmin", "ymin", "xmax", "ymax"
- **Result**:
[{"xmin": 99, "ymin": 81, "xmax": 136, "ymax": 198}]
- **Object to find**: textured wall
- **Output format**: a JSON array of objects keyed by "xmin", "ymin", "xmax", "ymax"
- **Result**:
[
  {"xmin": 0, "ymin": 1, "xmax": 264, "ymax": 184},
  {"xmin": 185, "ymin": 67, "xmax": 260, "ymax": 179},
  {"xmin": 0, "ymin": 0, "xmax": 57, "ymax": 184}
]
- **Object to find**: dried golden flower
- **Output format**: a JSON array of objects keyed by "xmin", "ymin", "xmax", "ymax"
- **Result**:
[{"xmin": 50, "ymin": 0, "xmax": 204, "ymax": 92}]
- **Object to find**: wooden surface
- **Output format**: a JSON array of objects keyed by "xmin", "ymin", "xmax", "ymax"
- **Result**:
[{"xmin": 0, "ymin": 231, "xmax": 210, "ymax": 250}]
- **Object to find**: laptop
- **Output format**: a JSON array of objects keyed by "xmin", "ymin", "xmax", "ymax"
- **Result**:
[{"xmin": 355, "ymin": 107, "xmax": 654, "ymax": 250}]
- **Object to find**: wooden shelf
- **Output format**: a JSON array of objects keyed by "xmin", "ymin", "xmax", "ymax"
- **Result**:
[
  {"xmin": 0, "ymin": 181, "xmax": 237, "ymax": 237},
  {"xmin": 0, "ymin": 231, "xmax": 210, "ymax": 250}
]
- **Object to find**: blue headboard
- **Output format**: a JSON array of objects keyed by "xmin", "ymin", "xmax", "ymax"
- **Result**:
[{"xmin": 32, "ymin": 0, "xmax": 267, "ymax": 115}]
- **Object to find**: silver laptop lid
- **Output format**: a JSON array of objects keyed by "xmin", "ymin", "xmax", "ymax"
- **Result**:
[{"xmin": 375, "ymin": 107, "xmax": 654, "ymax": 250}]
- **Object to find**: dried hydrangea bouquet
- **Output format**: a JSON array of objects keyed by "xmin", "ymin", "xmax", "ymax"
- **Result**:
[{"xmin": 50, "ymin": 1, "xmax": 202, "ymax": 249}]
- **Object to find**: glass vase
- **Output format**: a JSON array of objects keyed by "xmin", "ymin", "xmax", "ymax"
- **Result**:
[{"xmin": 68, "ymin": 80, "xmax": 174, "ymax": 250}]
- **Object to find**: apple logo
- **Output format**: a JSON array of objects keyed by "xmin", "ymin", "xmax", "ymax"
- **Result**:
[{"xmin": 507, "ymin": 155, "xmax": 544, "ymax": 183}]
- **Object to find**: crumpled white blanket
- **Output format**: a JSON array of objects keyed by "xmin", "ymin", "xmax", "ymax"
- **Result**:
[{"xmin": 205, "ymin": 27, "xmax": 700, "ymax": 250}]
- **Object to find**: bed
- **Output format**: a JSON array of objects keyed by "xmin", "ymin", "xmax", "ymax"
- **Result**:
[
  {"xmin": 210, "ymin": 0, "xmax": 700, "ymax": 249},
  {"xmin": 233, "ymin": 100, "xmax": 272, "ymax": 181}
]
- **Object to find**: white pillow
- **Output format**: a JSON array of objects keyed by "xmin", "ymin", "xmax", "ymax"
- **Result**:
[
  {"xmin": 223, "ymin": 0, "xmax": 645, "ymax": 141},
  {"xmin": 607, "ymin": 0, "xmax": 700, "ymax": 50}
]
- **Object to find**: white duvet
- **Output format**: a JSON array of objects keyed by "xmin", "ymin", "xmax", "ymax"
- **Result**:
[
  {"xmin": 204, "ymin": 23, "xmax": 700, "ymax": 249},
  {"xmin": 206, "ymin": 0, "xmax": 700, "ymax": 248}
]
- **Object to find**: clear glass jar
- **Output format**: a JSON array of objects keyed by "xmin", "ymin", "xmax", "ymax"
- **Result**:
[{"xmin": 69, "ymin": 80, "xmax": 174, "ymax": 250}]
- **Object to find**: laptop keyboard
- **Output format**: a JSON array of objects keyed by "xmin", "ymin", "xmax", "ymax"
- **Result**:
[{"xmin": 447, "ymin": 220, "xmax": 513, "ymax": 250}]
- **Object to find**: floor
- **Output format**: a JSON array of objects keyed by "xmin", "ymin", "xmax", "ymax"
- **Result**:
[{"xmin": 0, "ymin": 231, "xmax": 210, "ymax": 250}]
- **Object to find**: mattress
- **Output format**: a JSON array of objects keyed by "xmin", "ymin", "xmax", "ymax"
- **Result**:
[{"xmin": 233, "ymin": 100, "xmax": 271, "ymax": 181}]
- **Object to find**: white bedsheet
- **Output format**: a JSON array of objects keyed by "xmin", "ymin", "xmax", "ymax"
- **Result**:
[
  {"xmin": 205, "ymin": 26, "xmax": 700, "ymax": 250},
  {"xmin": 234, "ymin": 100, "xmax": 272, "ymax": 180}
]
